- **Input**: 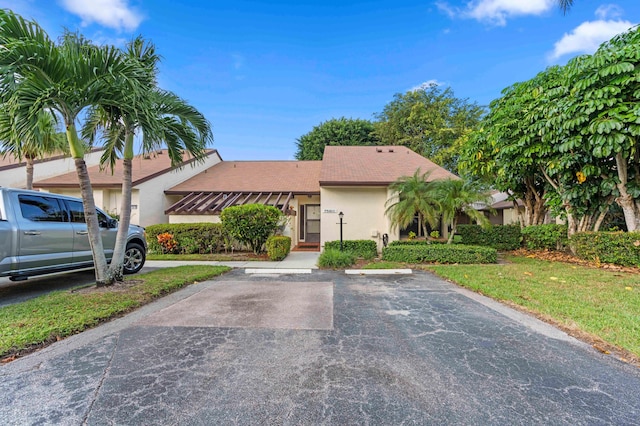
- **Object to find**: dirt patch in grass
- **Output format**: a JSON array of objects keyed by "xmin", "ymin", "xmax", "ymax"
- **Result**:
[{"xmin": 509, "ymin": 248, "xmax": 640, "ymax": 274}]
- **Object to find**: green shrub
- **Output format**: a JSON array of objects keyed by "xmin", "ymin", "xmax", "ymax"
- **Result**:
[
  {"xmin": 570, "ymin": 232, "xmax": 640, "ymax": 267},
  {"xmin": 521, "ymin": 224, "xmax": 568, "ymax": 250},
  {"xmin": 382, "ymin": 244, "xmax": 497, "ymax": 264},
  {"xmin": 318, "ymin": 249, "xmax": 357, "ymax": 268},
  {"xmin": 324, "ymin": 240, "xmax": 377, "ymax": 259},
  {"xmin": 266, "ymin": 236, "xmax": 291, "ymax": 261},
  {"xmin": 145, "ymin": 223, "xmax": 227, "ymax": 254},
  {"xmin": 457, "ymin": 224, "xmax": 522, "ymax": 250},
  {"xmin": 389, "ymin": 240, "xmax": 446, "ymax": 246},
  {"xmin": 220, "ymin": 204, "xmax": 284, "ymax": 254}
]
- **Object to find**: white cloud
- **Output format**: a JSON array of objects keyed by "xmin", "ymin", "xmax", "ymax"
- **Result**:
[
  {"xmin": 60, "ymin": 0, "xmax": 143, "ymax": 31},
  {"xmin": 410, "ymin": 80, "xmax": 444, "ymax": 91},
  {"xmin": 550, "ymin": 19, "xmax": 635, "ymax": 59},
  {"xmin": 436, "ymin": 0, "xmax": 555, "ymax": 26},
  {"xmin": 595, "ymin": 4, "xmax": 623, "ymax": 20}
]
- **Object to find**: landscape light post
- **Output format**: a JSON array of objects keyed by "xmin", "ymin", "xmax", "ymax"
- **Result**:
[{"xmin": 339, "ymin": 211, "xmax": 344, "ymax": 251}]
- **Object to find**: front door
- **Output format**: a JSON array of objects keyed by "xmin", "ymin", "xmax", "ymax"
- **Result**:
[{"xmin": 305, "ymin": 205, "xmax": 320, "ymax": 242}]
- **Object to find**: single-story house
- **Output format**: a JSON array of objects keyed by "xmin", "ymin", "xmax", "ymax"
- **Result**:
[
  {"xmin": 165, "ymin": 145, "xmax": 458, "ymax": 251},
  {"xmin": 33, "ymin": 149, "xmax": 222, "ymax": 226},
  {"xmin": 0, "ymin": 148, "xmax": 103, "ymax": 189}
]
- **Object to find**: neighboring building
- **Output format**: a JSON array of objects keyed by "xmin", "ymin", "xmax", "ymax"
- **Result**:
[
  {"xmin": 0, "ymin": 149, "xmax": 103, "ymax": 189},
  {"xmin": 33, "ymin": 150, "xmax": 222, "ymax": 226},
  {"xmin": 166, "ymin": 146, "xmax": 458, "ymax": 251}
]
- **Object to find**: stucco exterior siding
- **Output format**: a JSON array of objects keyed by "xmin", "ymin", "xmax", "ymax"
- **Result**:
[{"xmin": 320, "ymin": 187, "xmax": 391, "ymax": 252}]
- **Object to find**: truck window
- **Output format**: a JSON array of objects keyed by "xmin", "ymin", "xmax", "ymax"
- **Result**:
[
  {"xmin": 66, "ymin": 200, "xmax": 110, "ymax": 228},
  {"xmin": 18, "ymin": 195, "xmax": 65, "ymax": 222}
]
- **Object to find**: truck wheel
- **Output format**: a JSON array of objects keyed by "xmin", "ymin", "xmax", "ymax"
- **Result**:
[{"xmin": 123, "ymin": 242, "xmax": 146, "ymax": 274}]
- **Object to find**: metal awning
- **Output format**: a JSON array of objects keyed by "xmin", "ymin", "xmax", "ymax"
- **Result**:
[{"xmin": 164, "ymin": 191, "xmax": 297, "ymax": 215}]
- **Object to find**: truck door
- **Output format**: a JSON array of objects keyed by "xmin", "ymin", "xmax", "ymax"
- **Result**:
[
  {"xmin": 16, "ymin": 194, "xmax": 74, "ymax": 272},
  {"xmin": 65, "ymin": 200, "xmax": 117, "ymax": 266}
]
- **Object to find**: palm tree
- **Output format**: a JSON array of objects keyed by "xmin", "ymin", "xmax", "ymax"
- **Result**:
[
  {"xmin": 0, "ymin": 10, "xmax": 147, "ymax": 286},
  {"xmin": 433, "ymin": 178, "xmax": 494, "ymax": 244},
  {"xmin": 0, "ymin": 109, "xmax": 68, "ymax": 189},
  {"xmin": 83, "ymin": 37, "xmax": 212, "ymax": 281},
  {"xmin": 558, "ymin": 0, "xmax": 574, "ymax": 14},
  {"xmin": 385, "ymin": 169, "xmax": 440, "ymax": 238}
]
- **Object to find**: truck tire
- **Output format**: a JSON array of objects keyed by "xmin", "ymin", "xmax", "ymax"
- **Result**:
[{"xmin": 123, "ymin": 242, "xmax": 146, "ymax": 274}]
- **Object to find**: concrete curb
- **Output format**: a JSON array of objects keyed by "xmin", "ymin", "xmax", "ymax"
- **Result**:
[
  {"xmin": 345, "ymin": 269, "xmax": 412, "ymax": 275},
  {"xmin": 245, "ymin": 268, "xmax": 313, "ymax": 274}
]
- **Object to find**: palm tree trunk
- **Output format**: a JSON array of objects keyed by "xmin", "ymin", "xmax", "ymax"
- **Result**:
[
  {"xmin": 25, "ymin": 157, "xmax": 34, "ymax": 190},
  {"xmin": 108, "ymin": 156, "xmax": 133, "ymax": 281},
  {"xmin": 447, "ymin": 218, "xmax": 457, "ymax": 244},
  {"xmin": 66, "ymin": 123, "xmax": 109, "ymax": 286}
]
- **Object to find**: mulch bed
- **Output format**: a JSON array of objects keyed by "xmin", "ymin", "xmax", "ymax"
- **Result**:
[{"xmin": 508, "ymin": 248, "xmax": 640, "ymax": 274}]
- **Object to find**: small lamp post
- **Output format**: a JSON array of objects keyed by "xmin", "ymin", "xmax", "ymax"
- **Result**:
[{"xmin": 338, "ymin": 211, "xmax": 344, "ymax": 251}]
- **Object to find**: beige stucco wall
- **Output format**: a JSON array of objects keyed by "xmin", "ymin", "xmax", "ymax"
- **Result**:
[
  {"xmin": 320, "ymin": 187, "xmax": 394, "ymax": 252},
  {"xmin": 1, "ymin": 150, "xmax": 103, "ymax": 189},
  {"xmin": 169, "ymin": 214, "xmax": 220, "ymax": 224}
]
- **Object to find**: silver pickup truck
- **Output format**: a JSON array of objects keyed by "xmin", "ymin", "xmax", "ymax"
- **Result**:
[{"xmin": 0, "ymin": 187, "xmax": 147, "ymax": 281}]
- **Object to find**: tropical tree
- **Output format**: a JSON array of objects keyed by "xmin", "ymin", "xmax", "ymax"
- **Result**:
[
  {"xmin": 0, "ymin": 10, "xmax": 147, "ymax": 286},
  {"xmin": 83, "ymin": 37, "xmax": 212, "ymax": 281},
  {"xmin": 295, "ymin": 117, "xmax": 379, "ymax": 160},
  {"xmin": 385, "ymin": 169, "xmax": 440, "ymax": 238},
  {"xmin": 374, "ymin": 84, "xmax": 484, "ymax": 172},
  {"xmin": 432, "ymin": 178, "xmax": 493, "ymax": 244},
  {"xmin": 0, "ymin": 109, "xmax": 68, "ymax": 189},
  {"xmin": 558, "ymin": 0, "xmax": 574, "ymax": 14}
]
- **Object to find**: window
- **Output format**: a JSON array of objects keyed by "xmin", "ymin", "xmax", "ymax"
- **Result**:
[
  {"xmin": 18, "ymin": 195, "xmax": 65, "ymax": 222},
  {"xmin": 67, "ymin": 200, "xmax": 110, "ymax": 227}
]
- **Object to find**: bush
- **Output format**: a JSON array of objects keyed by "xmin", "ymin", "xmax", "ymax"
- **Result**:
[
  {"xmin": 457, "ymin": 224, "xmax": 522, "ymax": 250},
  {"xmin": 318, "ymin": 249, "xmax": 357, "ymax": 268},
  {"xmin": 220, "ymin": 204, "xmax": 283, "ymax": 254},
  {"xmin": 389, "ymin": 240, "xmax": 446, "ymax": 246},
  {"xmin": 266, "ymin": 236, "xmax": 291, "ymax": 261},
  {"xmin": 145, "ymin": 223, "xmax": 227, "ymax": 254},
  {"xmin": 324, "ymin": 240, "xmax": 377, "ymax": 259},
  {"xmin": 521, "ymin": 224, "xmax": 568, "ymax": 250},
  {"xmin": 382, "ymin": 244, "xmax": 497, "ymax": 264},
  {"xmin": 570, "ymin": 232, "xmax": 640, "ymax": 267}
]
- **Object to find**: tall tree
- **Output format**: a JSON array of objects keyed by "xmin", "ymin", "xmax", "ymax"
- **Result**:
[
  {"xmin": 83, "ymin": 37, "xmax": 212, "ymax": 281},
  {"xmin": 0, "ymin": 109, "xmax": 68, "ymax": 189},
  {"xmin": 385, "ymin": 169, "xmax": 440, "ymax": 238},
  {"xmin": 558, "ymin": 0, "xmax": 574, "ymax": 14},
  {"xmin": 0, "ymin": 10, "xmax": 147, "ymax": 286},
  {"xmin": 374, "ymin": 84, "xmax": 484, "ymax": 172},
  {"xmin": 433, "ymin": 178, "xmax": 493, "ymax": 244},
  {"xmin": 295, "ymin": 117, "xmax": 379, "ymax": 160}
]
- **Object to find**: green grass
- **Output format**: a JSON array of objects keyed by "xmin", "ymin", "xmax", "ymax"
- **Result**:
[
  {"xmin": 361, "ymin": 261, "xmax": 406, "ymax": 269},
  {"xmin": 426, "ymin": 256, "xmax": 640, "ymax": 359},
  {"xmin": 0, "ymin": 265, "xmax": 230, "ymax": 359}
]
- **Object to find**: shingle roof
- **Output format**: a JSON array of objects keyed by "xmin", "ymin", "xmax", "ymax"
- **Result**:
[
  {"xmin": 0, "ymin": 148, "xmax": 102, "ymax": 171},
  {"xmin": 33, "ymin": 150, "xmax": 220, "ymax": 188},
  {"xmin": 319, "ymin": 145, "xmax": 458, "ymax": 186},
  {"xmin": 166, "ymin": 161, "xmax": 322, "ymax": 194}
]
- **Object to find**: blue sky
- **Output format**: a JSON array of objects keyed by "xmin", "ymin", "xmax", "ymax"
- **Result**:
[{"xmin": 3, "ymin": 1, "xmax": 639, "ymax": 160}]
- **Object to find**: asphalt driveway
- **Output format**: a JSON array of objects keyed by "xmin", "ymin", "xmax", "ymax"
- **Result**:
[{"xmin": 1, "ymin": 269, "xmax": 639, "ymax": 425}]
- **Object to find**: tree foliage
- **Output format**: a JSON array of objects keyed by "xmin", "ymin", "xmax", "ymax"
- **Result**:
[
  {"xmin": 295, "ymin": 117, "xmax": 379, "ymax": 160},
  {"xmin": 462, "ymin": 25, "xmax": 640, "ymax": 234},
  {"xmin": 374, "ymin": 84, "xmax": 484, "ymax": 172},
  {"xmin": 220, "ymin": 204, "xmax": 283, "ymax": 254}
]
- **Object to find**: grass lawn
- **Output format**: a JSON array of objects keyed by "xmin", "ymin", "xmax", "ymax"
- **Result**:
[
  {"xmin": 0, "ymin": 265, "xmax": 230, "ymax": 361},
  {"xmin": 424, "ymin": 255, "xmax": 640, "ymax": 363}
]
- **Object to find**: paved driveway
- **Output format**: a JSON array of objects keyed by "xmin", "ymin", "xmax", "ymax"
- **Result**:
[{"xmin": 1, "ymin": 269, "xmax": 639, "ymax": 425}]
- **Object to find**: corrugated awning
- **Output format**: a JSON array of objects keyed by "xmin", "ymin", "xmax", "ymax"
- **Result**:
[{"xmin": 165, "ymin": 191, "xmax": 296, "ymax": 215}]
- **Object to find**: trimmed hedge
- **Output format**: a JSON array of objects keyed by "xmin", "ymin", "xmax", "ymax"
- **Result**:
[
  {"xmin": 521, "ymin": 224, "xmax": 568, "ymax": 250},
  {"xmin": 457, "ymin": 224, "xmax": 522, "ymax": 250},
  {"xmin": 324, "ymin": 240, "xmax": 377, "ymax": 259},
  {"xmin": 389, "ymin": 239, "xmax": 446, "ymax": 246},
  {"xmin": 570, "ymin": 232, "xmax": 640, "ymax": 267},
  {"xmin": 145, "ymin": 223, "xmax": 227, "ymax": 254},
  {"xmin": 382, "ymin": 244, "xmax": 497, "ymax": 264},
  {"xmin": 266, "ymin": 236, "xmax": 291, "ymax": 261}
]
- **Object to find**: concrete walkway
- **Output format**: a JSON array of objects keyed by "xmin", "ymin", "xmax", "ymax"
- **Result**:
[{"xmin": 144, "ymin": 250, "xmax": 320, "ymax": 270}]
